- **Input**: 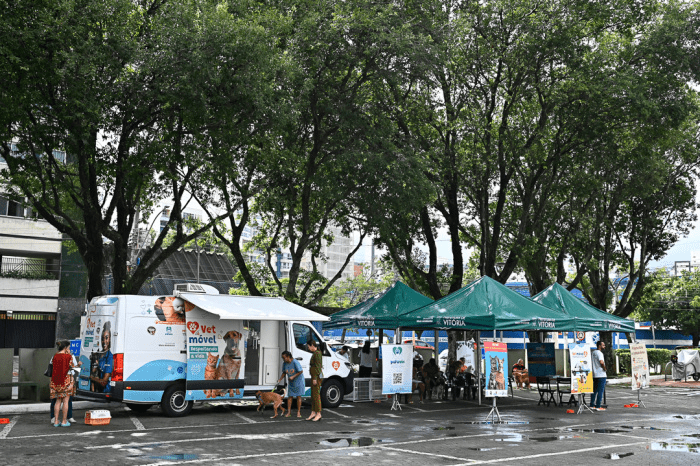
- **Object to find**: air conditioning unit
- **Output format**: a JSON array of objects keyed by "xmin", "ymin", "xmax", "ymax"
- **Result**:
[{"xmin": 173, "ymin": 283, "xmax": 220, "ymax": 295}]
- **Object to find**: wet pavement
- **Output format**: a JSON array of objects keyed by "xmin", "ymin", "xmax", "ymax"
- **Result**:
[{"xmin": 2, "ymin": 384, "xmax": 700, "ymax": 465}]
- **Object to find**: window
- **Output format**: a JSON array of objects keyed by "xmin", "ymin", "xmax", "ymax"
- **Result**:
[
  {"xmin": 293, "ymin": 324, "xmax": 314, "ymax": 353},
  {"xmin": 0, "ymin": 194, "xmax": 25, "ymax": 218}
]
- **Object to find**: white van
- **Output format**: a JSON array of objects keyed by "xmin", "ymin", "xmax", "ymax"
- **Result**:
[{"xmin": 75, "ymin": 284, "xmax": 354, "ymax": 416}]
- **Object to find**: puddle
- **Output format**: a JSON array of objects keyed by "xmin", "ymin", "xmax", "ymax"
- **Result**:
[
  {"xmin": 319, "ymin": 437, "xmax": 393, "ymax": 447},
  {"xmin": 619, "ymin": 426, "xmax": 670, "ymax": 431},
  {"xmin": 433, "ymin": 427, "xmax": 455, "ymax": 431},
  {"xmin": 683, "ymin": 434, "xmax": 700, "ymax": 438},
  {"xmin": 673, "ymin": 415, "xmax": 700, "ymax": 420},
  {"xmin": 564, "ymin": 428, "xmax": 630, "ymax": 434},
  {"xmin": 149, "ymin": 454, "xmax": 199, "ymax": 460},
  {"xmin": 648, "ymin": 440, "xmax": 700, "ymax": 454},
  {"xmin": 608, "ymin": 453, "xmax": 634, "ymax": 460},
  {"xmin": 468, "ymin": 447, "xmax": 501, "ymax": 451},
  {"xmin": 494, "ymin": 434, "xmax": 524, "ymax": 442}
]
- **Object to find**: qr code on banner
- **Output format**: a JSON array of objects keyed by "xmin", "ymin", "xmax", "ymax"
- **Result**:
[{"xmin": 393, "ymin": 373, "xmax": 402, "ymax": 385}]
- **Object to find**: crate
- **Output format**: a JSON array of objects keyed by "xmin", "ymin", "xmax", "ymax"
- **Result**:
[
  {"xmin": 85, "ymin": 410, "xmax": 111, "ymax": 426},
  {"xmin": 370, "ymin": 378, "xmax": 388, "ymax": 401},
  {"xmin": 352, "ymin": 378, "xmax": 372, "ymax": 402}
]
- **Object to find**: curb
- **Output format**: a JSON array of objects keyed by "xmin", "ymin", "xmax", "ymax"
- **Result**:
[{"xmin": 0, "ymin": 401, "xmax": 125, "ymax": 416}]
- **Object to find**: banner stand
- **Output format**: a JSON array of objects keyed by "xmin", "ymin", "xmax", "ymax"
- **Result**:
[
  {"xmin": 391, "ymin": 395, "xmax": 402, "ymax": 411},
  {"xmin": 632, "ymin": 389, "xmax": 647, "ymax": 408},
  {"xmin": 576, "ymin": 394, "xmax": 594, "ymax": 415},
  {"xmin": 485, "ymin": 397, "xmax": 502, "ymax": 423}
]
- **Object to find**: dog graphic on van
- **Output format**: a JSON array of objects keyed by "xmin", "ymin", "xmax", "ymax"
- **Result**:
[{"xmin": 203, "ymin": 330, "xmax": 244, "ymax": 398}]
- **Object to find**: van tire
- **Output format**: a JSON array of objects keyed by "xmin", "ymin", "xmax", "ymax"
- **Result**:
[
  {"xmin": 161, "ymin": 384, "xmax": 193, "ymax": 417},
  {"xmin": 126, "ymin": 403, "xmax": 153, "ymax": 413},
  {"xmin": 321, "ymin": 379, "xmax": 344, "ymax": 408}
]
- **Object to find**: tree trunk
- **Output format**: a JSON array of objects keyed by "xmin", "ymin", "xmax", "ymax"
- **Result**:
[{"xmin": 600, "ymin": 332, "xmax": 616, "ymax": 376}]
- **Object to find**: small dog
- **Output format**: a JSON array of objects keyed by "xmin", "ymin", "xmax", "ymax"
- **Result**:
[{"xmin": 255, "ymin": 389, "xmax": 287, "ymax": 418}]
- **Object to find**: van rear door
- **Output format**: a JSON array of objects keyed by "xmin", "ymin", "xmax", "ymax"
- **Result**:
[{"xmin": 77, "ymin": 297, "xmax": 118, "ymax": 398}]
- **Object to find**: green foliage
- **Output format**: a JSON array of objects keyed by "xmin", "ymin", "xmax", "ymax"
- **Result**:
[
  {"xmin": 637, "ymin": 270, "xmax": 700, "ymax": 346},
  {"xmin": 317, "ymin": 262, "xmax": 398, "ymax": 308},
  {"xmin": 615, "ymin": 348, "xmax": 672, "ymax": 374}
]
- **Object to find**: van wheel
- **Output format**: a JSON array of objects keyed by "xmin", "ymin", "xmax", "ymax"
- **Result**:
[
  {"xmin": 693, "ymin": 373, "xmax": 700, "ymax": 382},
  {"xmin": 126, "ymin": 403, "xmax": 153, "ymax": 413},
  {"xmin": 321, "ymin": 379, "xmax": 344, "ymax": 408},
  {"xmin": 161, "ymin": 385, "xmax": 193, "ymax": 417}
]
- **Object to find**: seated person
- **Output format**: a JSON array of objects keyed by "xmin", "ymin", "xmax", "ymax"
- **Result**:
[
  {"xmin": 336, "ymin": 345, "xmax": 350, "ymax": 361},
  {"xmin": 512, "ymin": 358, "xmax": 530, "ymax": 389},
  {"xmin": 421, "ymin": 358, "xmax": 440, "ymax": 399},
  {"xmin": 407, "ymin": 366, "xmax": 426, "ymax": 404}
]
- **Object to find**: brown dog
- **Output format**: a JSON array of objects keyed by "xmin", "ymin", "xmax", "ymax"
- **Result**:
[{"xmin": 255, "ymin": 390, "xmax": 287, "ymax": 418}]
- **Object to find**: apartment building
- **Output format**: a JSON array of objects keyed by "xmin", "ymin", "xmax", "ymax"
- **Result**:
[{"xmin": 0, "ymin": 193, "xmax": 60, "ymax": 349}]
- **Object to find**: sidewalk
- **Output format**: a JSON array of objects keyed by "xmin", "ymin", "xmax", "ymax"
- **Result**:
[{"xmin": 0, "ymin": 400, "xmax": 125, "ymax": 416}]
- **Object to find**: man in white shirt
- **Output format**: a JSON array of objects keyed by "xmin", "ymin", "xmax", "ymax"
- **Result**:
[{"xmin": 590, "ymin": 341, "xmax": 607, "ymax": 411}]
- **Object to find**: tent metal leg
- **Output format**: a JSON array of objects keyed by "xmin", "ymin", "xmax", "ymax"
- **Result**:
[
  {"xmin": 485, "ymin": 397, "xmax": 502, "ymax": 423},
  {"xmin": 477, "ymin": 332, "xmax": 482, "ymax": 406}
]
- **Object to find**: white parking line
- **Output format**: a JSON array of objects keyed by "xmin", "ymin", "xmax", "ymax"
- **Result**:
[
  {"xmin": 130, "ymin": 416, "xmax": 146, "ymax": 431},
  {"xmin": 234, "ymin": 412, "xmax": 256, "ymax": 424},
  {"xmin": 452, "ymin": 441, "xmax": 649, "ymax": 465},
  {"xmin": 85, "ymin": 430, "xmax": 361, "ymax": 449},
  {"xmin": 379, "ymin": 445, "xmax": 472, "ymax": 462},
  {"xmin": 0, "ymin": 416, "xmax": 19, "ymax": 439},
  {"xmin": 324, "ymin": 408, "xmax": 350, "ymax": 418}
]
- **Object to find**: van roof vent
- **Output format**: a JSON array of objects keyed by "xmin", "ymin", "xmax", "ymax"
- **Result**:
[{"xmin": 173, "ymin": 283, "xmax": 219, "ymax": 295}]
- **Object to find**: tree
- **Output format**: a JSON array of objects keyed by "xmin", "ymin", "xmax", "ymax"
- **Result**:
[
  {"xmin": 204, "ymin": 0, "xmax": 425, "ymax": 305},
  {"xmin": 0, "ymin": 0, "xmax": 243, "ymax": 299},
  {"xmin": 638, "ymin": 270, "xmax": 700, "ymax": 347}
]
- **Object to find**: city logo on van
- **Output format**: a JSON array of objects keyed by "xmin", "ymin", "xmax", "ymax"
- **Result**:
[{"xmin": 332, "ymin": 361, "xmax": 340, "ymax": 371}]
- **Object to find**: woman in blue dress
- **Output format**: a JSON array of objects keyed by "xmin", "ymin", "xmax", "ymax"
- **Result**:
[{"xmin": 277, "ymin": 351, "xmax": 304, "ymax": 418}]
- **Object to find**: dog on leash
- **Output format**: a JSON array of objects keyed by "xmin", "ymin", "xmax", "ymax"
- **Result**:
[{"xmin": 255, "ymin": 389, "xmax": 287, "ymax": 418}]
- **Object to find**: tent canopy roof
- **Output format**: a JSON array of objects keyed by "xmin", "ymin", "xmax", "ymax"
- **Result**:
[
  {"xmin": 532, "ymin": 283, "xmax": 635, "ymax": 332},
  {"xmin": 180, "ymin": 293, "xmax": 329, "ymax": 321},
  {"xmin": 323, "ymin": 281, "xmax": 433, "ymax": 329},
  {"xmin": 397, "ymin": 276, "xmax": 574, "ymax": 331}
]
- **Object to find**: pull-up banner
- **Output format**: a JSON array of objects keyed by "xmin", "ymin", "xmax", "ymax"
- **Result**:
[
  {"xmin": 630, "ymin": 342, "xmax": 650, "ymax": 390},
  {"xmin": 381, "ymin": 344, "xmax": 413, "ymax": 395},
  {"xmin": 484, "ymin": 341, "xmax": 508, "ymax": 397},
  {"xmin": 568, "ymin": 343, "xmax": 593, "ymax": 394}
]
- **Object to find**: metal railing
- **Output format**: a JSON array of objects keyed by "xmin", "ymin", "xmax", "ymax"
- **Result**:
[{"xmin": 0, "ymin": 257, "xmax": 59, "ymax": 279}]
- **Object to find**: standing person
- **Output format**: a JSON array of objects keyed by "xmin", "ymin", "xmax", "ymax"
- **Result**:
[
  {"xmin": 421, "ymin": 358, "xmax": 440, "ymax": 399},
  {"xmin": 277, "ymin": 351, "xmax": 304, "ymax": 418},
  {"xmin": 306, "ymin": 339, "xmax": 323, "ymax": 422},
  {"xmin": 49, "ymin": 341, "xmax": 81, "ymax": 424},
  {"xmin": 591, "ymin": 341, "xmax": 607, "ymax": 411},
  {"xmin": 359, "ymin": 340, "xmax": 373, "ymax": 377},
  {"xmin": 50, "ymin": 341, "xmax": 74, "ymax": 427}
]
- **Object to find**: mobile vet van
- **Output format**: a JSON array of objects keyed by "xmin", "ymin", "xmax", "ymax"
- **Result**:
[{"xmin": 76, "ymin": 284, "xmax": 354, "ymax": 416}]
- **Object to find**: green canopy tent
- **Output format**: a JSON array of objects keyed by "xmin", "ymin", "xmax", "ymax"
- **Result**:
[
  {"xmin": 397, "ymin": 276, "xmax": 576, "ymax": 412},
  {"xmin": 323, "ymin": 281, "xmax": 434, "ymax": 330},
  {"xmin": 397, "ymin": 276, "xmax": 574, "ymax": 331},
  {"xmin": 532, "ymin": 282, "xmax": 636, "ymax": 333}
]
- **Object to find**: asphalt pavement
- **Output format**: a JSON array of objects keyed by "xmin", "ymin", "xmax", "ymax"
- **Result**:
[{"xmin": 1, "ymin": 383, "xmax": 700, "ymax": 465}]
